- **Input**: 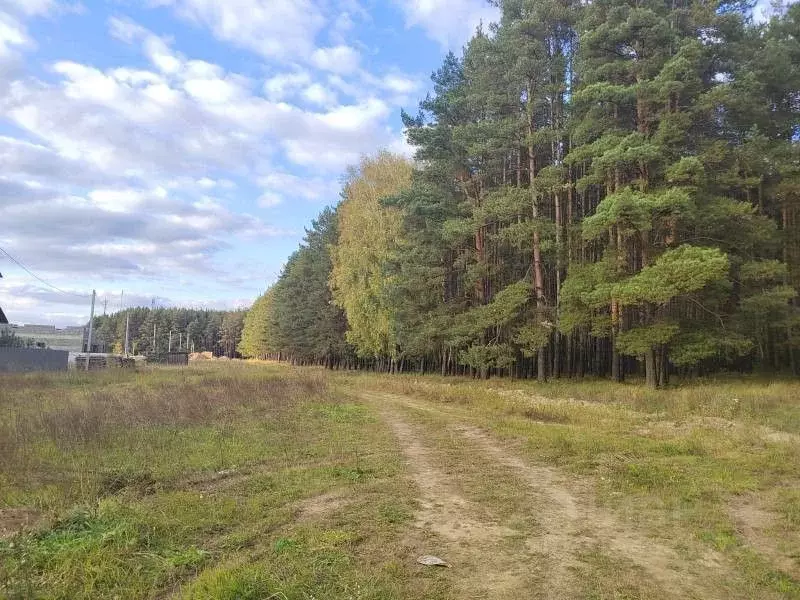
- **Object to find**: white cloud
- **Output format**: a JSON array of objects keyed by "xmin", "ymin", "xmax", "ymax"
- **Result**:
[
  {"xmin": 284, "ymin": 138, "xmax": 359, "ymax": 169},
  {"xmin": 0, "ymin": 12, "xmax": 30, "ymax": 56},
  {"xmin": 144, "ymin": 36, "xmax": 182, "ymax": 74},
  {"xmin": 258, "ymin": 171, "xmax": 339, "ymax": 205},
  {"xmin": 54, "ymin": 61, "xmax": 122, "ymax": 104},
  {"xmin": 264, "ymin": 71, "xmax": 311, "ymax": 101},
  {"xmin": 108, "ymin": 15, "xmax": 147, "ymax": 43},
  {"xmin": 0, "ymin": 8, "xmax": 36, "ymax": 81},
  {"xmin": 0, "ymin": 135, "xmax": 116, "ymax": 187},
  {"xmin": 302, "ymin": 82, "xmax": 338, "ymax": 107},
  {"xmin": 311, "ymin": 45, "xmax": 361, "ymax": 74},
  {"xmin": 183, "ymin": 76, "xmax": 241, "ymax": 104},
  {"xmin": 394, "ymin": 0, "xmax": 499, "ymax": 49},
  {"xmin": 110, "ymin": 67, "xmax": 164, "ymax": 86},
  {"xmin": 152, "ymin": 0, "xmax": 325, "ymax": 60},
  {"xmin": 196, "ymin": 177, "xmax": 216, "ymax": 188},
  {"xmin": 88, "ymin": 188, "xmax": 151, "ymax": 212},
  {"xmin": 388, "ymin": 130, "xmax": 416, "ymax": 159},
  {"xmin": 319, "ymin": 98, "xmax": 389, "ymax": 131},
  {"xmin": 382, "ymin": 74, "xmax": 419, "ymax": 95},
  {"xmin": 330, "ymin": 11, "xmax": 355, "ymax": 42},
  {"xmin": 1, "ymin": 0, "xmax": 57, "ymax": 17},
  {"xmin": 0, "ymin": 279, "xmax": 252, "ymax": 326},
  {"xmin": 258, "ymin": 191, "xmax": 283, "ymax": 208},
  {"xmin": 5, "ymin": 49, "xmax": 273, "ymax": 176},
  {"xmin": 0, "ymin": 20, "xmax": 393, "ymax": 286},
  {"xmin": 325, "ymin": 73, "xmax": 362, "ymax": 99}
]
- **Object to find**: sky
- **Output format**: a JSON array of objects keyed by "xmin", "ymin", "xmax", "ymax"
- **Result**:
[{"xmin": 0, "ymin": 0, "xmax": 500, "ymax": 326}]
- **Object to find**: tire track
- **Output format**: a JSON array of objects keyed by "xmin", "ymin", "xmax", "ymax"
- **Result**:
[
  {"xmin": 371, "ymin": 398, "xmax": 539, "ymax": 598},
  {"xmin": 361, "ymin": 390, "xmax": 734, "ymax": 599}
]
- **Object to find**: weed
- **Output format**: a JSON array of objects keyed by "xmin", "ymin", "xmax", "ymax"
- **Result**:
[{"xmin": 180, "ymin": 563, "xmax": 279, "ymax": 600}]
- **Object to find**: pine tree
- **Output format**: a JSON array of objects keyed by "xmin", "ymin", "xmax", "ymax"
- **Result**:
[{"xmin": 270, "ymin": 207, "xmax": 350, "ymax": 367}]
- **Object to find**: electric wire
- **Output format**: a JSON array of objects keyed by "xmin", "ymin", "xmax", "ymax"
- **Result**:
[{"xmin": 0, "ymin": 246, "xmax": 91, "ymax": 298}]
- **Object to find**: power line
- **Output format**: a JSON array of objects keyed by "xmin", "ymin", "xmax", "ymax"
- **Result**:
[{"xmin": 0, "ymin": 246, "xmax": 91, "ymax": 299}]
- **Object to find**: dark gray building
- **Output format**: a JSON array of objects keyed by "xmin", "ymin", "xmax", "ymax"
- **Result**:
[{"xmin": 0, "ymin": 347, "xmax": 69, "ymax": 372}]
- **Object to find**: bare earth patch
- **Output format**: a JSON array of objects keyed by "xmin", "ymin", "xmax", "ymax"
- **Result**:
[
  {"xmin": 295, "ymin": 491, "xmax": 351, "ymax": 521},
  {"xmin": 185, "ymin": 468, "xmax": 249, "ymax": 494},
  {"xmin": 729, "ymin": 494, "xmax": 800, "ymax": 579},
  {"xmin": 0, "ymin": 508, "xmax": 42, "ymax": 539}
]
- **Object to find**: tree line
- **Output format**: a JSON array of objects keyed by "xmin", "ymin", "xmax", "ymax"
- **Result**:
[
  {"xmin": 92, "ymin": 308, "xmax": 245, "ymax": 357},
  {"xmin": 241, "ymin": 0, "xmax": 799, "ymax": 386}
]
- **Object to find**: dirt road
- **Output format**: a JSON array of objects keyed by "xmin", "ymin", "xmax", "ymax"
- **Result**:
[{"xmin": 359, "ymin": 391, "xmax": 739, "ymax": 600}]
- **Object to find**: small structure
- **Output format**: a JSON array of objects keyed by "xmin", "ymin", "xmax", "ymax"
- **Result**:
[
  {"xmin": 147, "ymin": 352, "xmax": 189, "ymax": 366},
  {"xmin": 73, "ymin": 354, "xmax": 136, "ymax": 370}
]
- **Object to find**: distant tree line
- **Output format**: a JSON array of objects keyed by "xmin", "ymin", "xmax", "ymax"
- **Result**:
[
  {"xmin": 240, "ymin": 0, "xmax": 799, "ymax": 386},
  {"xmin": 92, "ymin": 308, "xmax": 245, "ymax": 357}
]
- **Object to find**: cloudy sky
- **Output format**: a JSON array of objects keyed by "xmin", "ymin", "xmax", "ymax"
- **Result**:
[{"xmin": 0, "ymin": 0, "xmax": 499, "ymax": 326}]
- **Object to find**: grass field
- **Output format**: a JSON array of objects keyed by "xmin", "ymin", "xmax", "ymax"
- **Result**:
[{"xmin": 1, "ymin": 363, "xmax": 799, "ymax": 599}]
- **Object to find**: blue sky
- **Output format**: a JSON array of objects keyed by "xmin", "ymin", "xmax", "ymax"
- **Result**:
[{"xmin": 0, "ymin": 0, "xmax": 499, "ymax": 325}]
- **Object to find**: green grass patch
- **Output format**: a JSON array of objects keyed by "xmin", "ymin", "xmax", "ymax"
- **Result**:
[{"xmin": 0, "ymin": 364, "xmax": 442, "ymax": 599}]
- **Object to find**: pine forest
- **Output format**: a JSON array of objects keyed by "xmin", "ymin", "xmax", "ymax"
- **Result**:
[{"xmin": 237, "ymin": 0, "xmax": 798, "ymax": 386}]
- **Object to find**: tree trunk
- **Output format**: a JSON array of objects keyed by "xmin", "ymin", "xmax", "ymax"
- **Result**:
[
  {"xmin": 537, "ymin": 349, "xmax": 546, "ymax": 382},
  {"xmin": 645, "ymin": 348, "xmax": 657, "ymax": 388},
  {"xmin": 529, "ymin": 84, "xmax": 547, "ymax": 383},
  {"xmin": 658, "ymin": 346, "xmax": 669, "ymax": 387},
  {"xmin": 475, "ymin": 225, "xmax": 486, "ymax": 304}
]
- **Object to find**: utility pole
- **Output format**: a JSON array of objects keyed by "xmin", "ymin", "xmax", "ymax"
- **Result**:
[
  {"xmin": 179, "ymin": 332, "xmax": 182, "ymax": 351},
  {"xmin": 86, "ymin": 289, "xmax": 96, "ymax": 369},
  {"xmin": 169, "ymin": 330, "xmax": 173, "ymax": 352},
  {"xmin": 103, "ymin": 297, "xmax": 108, "ymax": 316},
  {"xmin": 124, "ymin": 311, "xmax": 130, "ymax": 356},
  {"xmin": 153, "ymin": 323, "xmax": 157, "ymax": 354}
]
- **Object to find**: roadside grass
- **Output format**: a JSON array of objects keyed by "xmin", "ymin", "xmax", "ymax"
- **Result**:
[
  {"xmin": 337, "ymin": 370, "xmax": 800, "ymax": 597},
  {"xmin": 0, "ymin": 363, "xmax": 447, "ymax": 600},
  {"xmin": 343, "ymin": 373, "xmax": 800, "ymax": 433}
]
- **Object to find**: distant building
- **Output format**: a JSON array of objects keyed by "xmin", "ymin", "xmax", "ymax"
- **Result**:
[{"xmin": 1, "ymin": 324, "xmax": 86, "ymax": 352}]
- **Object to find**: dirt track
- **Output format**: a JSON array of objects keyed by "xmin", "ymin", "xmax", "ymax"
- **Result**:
[{"xmin": 360, "ymin": 391, "xmax": 737, "ymax": 600}]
